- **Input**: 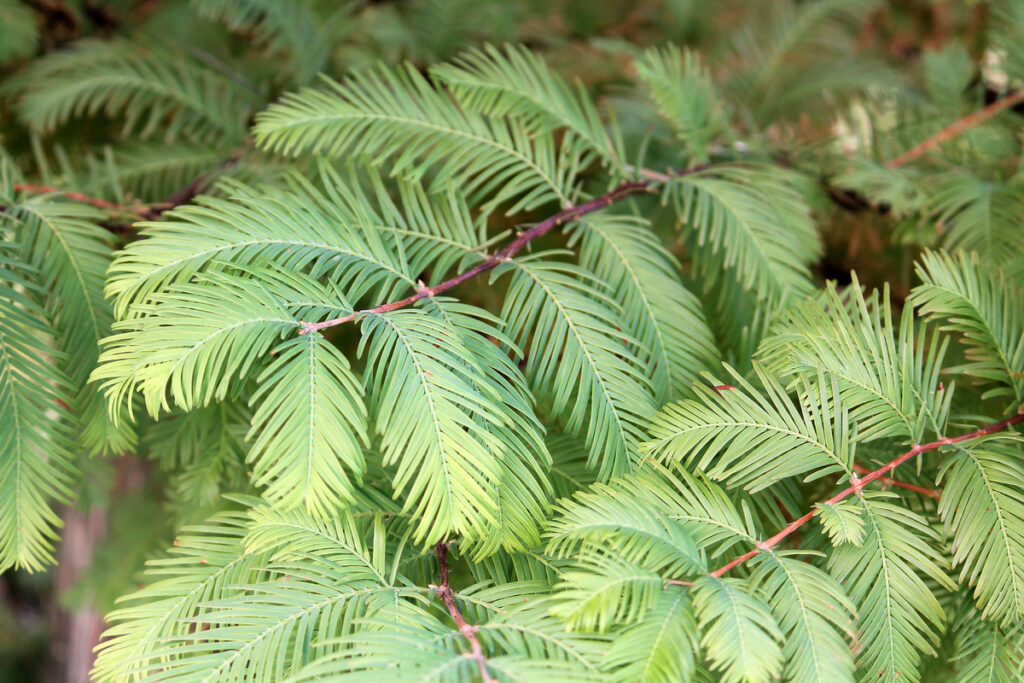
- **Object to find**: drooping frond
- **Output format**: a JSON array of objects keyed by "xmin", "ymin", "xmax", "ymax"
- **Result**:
[
  {"xmin": 0, "ymin": 252, "xmax": 77, "ymax": 572},
  {"xmin": 910, "ymin": 250, "xmax": 1024, "ymax": 404},
  {"xmin": 92, "ymin": 271, "xmax": 303, "ymax": 418},
  {"xmin": 927, "ymin": 172, "xmax": 1024, "ymax": 265},
  {"xmin": 549, "ymin": 463, "xmax": 758, "ymax": 562},
  {"xmin": 431, "ymin": 43, "xmax": 621, "ymax": 167},
  {"xmin": 601, "ymin": 587, "xmax": 699, "ymax": 683},
  {"xmin": 634, "ymin": 45, "xmax": 730, "ymax": 160},
  {"xmin": 94, "ymin": 505, "xmax": 411, "ymax": 682},
  {"xmin": 498, "ymin": 258, "xmax": 656, "ymax": 480},
  {"xmin": 359, "ymin": 302, "xmax": 550, "ymax": 555},
  {"xmin": 663, "ymin": 164, "xmax": 820, "ymax": 303},
  {"xmin": 828, "ymin": 492, "xmax": 955, "ymax": 683},
  {"xmin": 570, "ymin": 213, "xmax": 719, "ymax": 402},
  {"xmin": 937, "ymin": 439, "xmax": 1024, "ymax": 626},
  {"xmin": 692, "ymin": 575, "xmax": 784, "ymax": 683},
  {"xmin": 253, "ymin": 62, "xmax": 592, "ymax": 214},
  {"xmin": 645, "ymin": 364, "xmax": 853, "ymax": 492},
  {"xmin": 91, "ymin": 511, "xmax": 263, "ymax": 682},
  {"xmin": 1, "ymin": 190, "xmax": 124, "ymax": 452},
  {"xmin": 104, "ymin": 171, "xmax": 414, "ymax": 317},
  {"xmin": 760, "ymin": 278, "xmax": 952, "ymax": 442},
  {"xmin": 246, "ymin": 333, "xmax": 368, "ymax": 517},
  {"xmin": 749, "ymin": 552, "xmax": 857, "ymax": 683},
  {"xmin": 0, "ymin": 0, "xmax": 37, "ymax": 63},
  {"xmin": 11, "ymin": 39, "xmax": 257, "ymax": 142}
]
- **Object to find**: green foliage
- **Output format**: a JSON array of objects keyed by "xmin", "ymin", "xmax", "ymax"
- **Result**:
[{"xmin": 2, "ymin": 2, "xmax": 1024, "ymax": 682}]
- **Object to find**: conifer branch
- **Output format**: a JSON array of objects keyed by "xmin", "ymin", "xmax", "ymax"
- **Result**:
[
  {"xmin": 887, "ymin": 88, "xmax": 1024, "ymax": 168},
  {"xmin": 433, "ymin": 541, "xmax": 495, "ymax": 683},
  {"xmin": 301, "ymin": 163, "xmax": 713, "ymax": 335},
  {"xmin": 301, "ymin": 179, "xmax": 654, "ymax": 334},
  {"xmin": 703, "ymin": 412, "xmax": 1024, "ymax": 579}
]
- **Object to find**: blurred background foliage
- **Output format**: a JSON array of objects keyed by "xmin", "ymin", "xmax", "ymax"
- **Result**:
[{"xmin": 0, "ymin": 0, "xmax": 1020, "ymax": 679}]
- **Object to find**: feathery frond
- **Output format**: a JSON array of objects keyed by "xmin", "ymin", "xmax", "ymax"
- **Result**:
[
  {"xmin": 692, "ymin": 575, "xmax": 784, "ymax": 683},
  {"xmin": 190, "ymin": 0, "xmax": 345, "ymax": 83},
  {"xmin": 949, "ymin": 601, "xmax": 1024, "ymax": 683},
  {"xmin": 95, "ymin": 505, "xmax": 411, "ymax": 682},
  {"xmin": 910, "ymin": 250, "xmax": 1024, "ymax": 404},
  {"xmin": 0, "ymin": 251, "xmax": 77, "ymax": 572},
  {"xmin": 1, "ymin": 190, "xmax": 124, "ymax": 452},
  {"xmin": 760, "ymin": 278, "xmax": 952, "ymax": 442},
  {"xmin": 498, "ymin": 258, "xmax": 656, "ymax": 479},
  {"xmin": 646, "ymin": 364, "xmax": 853, "ymax": 492},
  {"xmin": 431, "ymin": 43, "xmax": 621, "ymax": 167},
  {"xmin": 634, "ymin": 45, "xmax": 729, "ymax": 160},
  {"xmin": 246, "ymin": 333, "xmax": 368, "ymax": 516},
  {"xmin": 11, "ymin": 39, "xmax": 257, "ymax": 142},
  {"xmin": 0, "ymin": 0, "xmax": 37, "ymax": 63},
  {"xmin": 816, "ymin": 500, "xmax": 866, "ymax": 546},
  {"xmin": 360, "ymin": 303, "xmax": 550, "ymax": 555},
  {"xmin": 601, "ymin": 587, "xmax": 699, "ymax": 683},
  {"xmin": 749, "ymin": 552, "xmax": 857, "ymax": 683},
  {"xmin": 570, "ymin": 213, "xmax": 719, "ymax": 402},
  {"xmin": 92, "ymin": 272, "xmax": 302, "ymax": 418},
  {"xmin": 828, "ymin": 492, "xmax": 955, "ymax": 683},
  {"xmin": 663, "ymin": 164, "xmax": 820, "ymax": 302},
  {"xmin": 254, "ymin": 63, "xmax": 592, "ymax": 214},
  {"xmin": 937, "ymin": 439, "xmax": 1024, "ymax": 626},
  {"xmin": 927, "ymin": 173, "xmax": 1024, "ymax": 265}
]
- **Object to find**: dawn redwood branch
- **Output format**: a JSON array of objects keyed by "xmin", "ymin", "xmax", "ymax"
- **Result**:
[
  {"xmin": 851, "ymin": 463, "xmax": 941, "ymax": 500},
  {"xmin": 702, "ymin": 412, "xmax": 1024, "ymax": 579},
  {"xmin": 300, "ymin": 163, "xmax": 713, "ymax": 335},
  {"xmin": 300, "ymin": 178, "xmax": 659, "ymax": 334},
  {"xmin": 433, "ymin": 541, "xmax": 495, "ymax": 683},
  {"xmin": 887, "ymin": 88, "xmax": 1024, "ymax": 168}
]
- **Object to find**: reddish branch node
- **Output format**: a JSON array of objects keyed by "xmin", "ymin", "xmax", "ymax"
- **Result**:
[
  {"xmin": 433, "ymin": 541, "xmax": 495, "ymax": 683},
  {"xmin": 852, "ymin": 463, "xmax": 940, "ymax": 499}
]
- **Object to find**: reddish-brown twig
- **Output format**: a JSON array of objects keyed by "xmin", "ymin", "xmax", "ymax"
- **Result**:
[
  {"xmin": 301, "ymin": 178, "xmax": 663, "ymax": 334},
  {"xmin": 852, "ymin": 463, "xmax": 941, "ymax": 500},
  {"xmin": 12, "ymin": 183, "xmax": 141, "ymax": 213},
  {"xmin": 433, "ymin": 541, "xmax": 495, "ymax": 683},
  {"xmin": 703, "ymin": 413, "xmax": 1024, "ymax": 579},
  {"xmin": 887, "ymin": 88, "xmax": 1024, "ymax": 168}
]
